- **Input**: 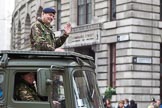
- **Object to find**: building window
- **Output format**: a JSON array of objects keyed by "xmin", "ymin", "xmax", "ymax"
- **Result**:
[
  {"xmin": 160, "ymin": 0, "xmax": 162, "ymax": 20},
  {"xmin": 57, "ymin": 0, "xmax": 61, "ymax": 30},
  {"xmin": 110, "ymin": 43, "xmax": 116, "ymax": 88},
  {"xmin": 77, "ymin": 0, "xmax": 92, "ymax": 25},
  {"xmin": 110, "ymin": 0, "xmax": 116, "ymax": 21}
]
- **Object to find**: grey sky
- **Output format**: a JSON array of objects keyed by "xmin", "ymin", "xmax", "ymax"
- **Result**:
[{"xmin": 0, "ymin": 0, "xmax": 15, "ymax": 50}]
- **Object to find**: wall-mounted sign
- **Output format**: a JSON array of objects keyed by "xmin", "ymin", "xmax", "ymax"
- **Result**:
[
  {"xmin": 117, "ymin": 34, "xmax": 129, "ymax": 42},
  {"xmin": 133, "ymin": 57, "xmax": 152, "ymax": 64},
  {"xmin": 65, "ymin": 30, "xmax": 100, "ymax": 48}
]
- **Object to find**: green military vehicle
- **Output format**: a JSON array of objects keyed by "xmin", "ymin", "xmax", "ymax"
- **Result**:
[{"xmin": 0, "ymin": 50, "xmax": 104, "ymax": 108}]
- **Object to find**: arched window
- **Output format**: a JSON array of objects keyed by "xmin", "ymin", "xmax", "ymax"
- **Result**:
[
  {"xmin": 16, "ymin": 21, "xmax": 21, "ymax": 49},
  {"xmin": 12, "ymin": 21, "xmax": 16, "ymax": 49},
  {"xmin": 37, "ymin": 6, "xmax": 43, "ymax": 19},
  {"xmin": 24, "ymin": 14, "xmax": 31, "ymax": 49}
]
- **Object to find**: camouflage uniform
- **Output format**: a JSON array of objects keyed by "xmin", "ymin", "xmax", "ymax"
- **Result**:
[
  {"xmin": 15, "ymin": 79, "xmax": 41, "ymax": 101},
  {"xmin": 30, "ymin": 18, "xmax": 68, "ymax": 51}
]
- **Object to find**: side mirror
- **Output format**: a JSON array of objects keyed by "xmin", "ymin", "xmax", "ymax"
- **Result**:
[{"xmin": 37, "ymin": 68, "xmax": 52, "ymax": 96}]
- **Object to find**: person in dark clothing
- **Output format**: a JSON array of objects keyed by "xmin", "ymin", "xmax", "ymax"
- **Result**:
[
  {"xmin": 124, "ymin": 99, "xmax": 130, "ymax": 108},
  {"xmin": 129, "ymin": 100, "xmax": 137, "ymax": 108}
]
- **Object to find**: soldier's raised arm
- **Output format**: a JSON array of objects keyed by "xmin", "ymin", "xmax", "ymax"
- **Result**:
[{"xmin": 54, "ymin": 23, "xmax": 72, "ymax": 48}]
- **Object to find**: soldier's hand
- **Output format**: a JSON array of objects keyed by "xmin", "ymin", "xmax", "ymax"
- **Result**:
[
  {"xmin": 63, "ymin": 23, "xmax": 72, "ymax": 36},
  {"xmin": 55, "ymin": 48, "xmax": 65, "ymax": 52},
  {"xmin": 53, "ymin": 100, "xmax": 60, "ymax": 107}
]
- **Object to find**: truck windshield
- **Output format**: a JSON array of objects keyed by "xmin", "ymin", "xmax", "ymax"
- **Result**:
[{"xmin": 73, "ymin": 70, "xmax": 103, "ymax": 108}]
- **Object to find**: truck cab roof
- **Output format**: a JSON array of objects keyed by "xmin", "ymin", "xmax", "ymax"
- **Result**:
[
  {"xmin": 0, "ymin": 50, "xmax": 94, "ymax": 68},
  {"xmin": 0, "ymin": 50, "xmax": 93, "ymax": 59}
]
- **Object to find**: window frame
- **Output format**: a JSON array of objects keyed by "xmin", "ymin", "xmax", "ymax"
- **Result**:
[
  {"xmin": 77, "ymin": 0, "xmax": 92, "ymax": 25},
  {"xmin": 13, "ymin": 71, "xmax": 42, "ymax": 102},
  {"xmin": 10, "ymin": 70, "xmax": 51, "ymax": 108}
]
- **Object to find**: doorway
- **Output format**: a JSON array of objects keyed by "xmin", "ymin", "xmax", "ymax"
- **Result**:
[{"xmin": 74, "ymin": 46, "xmax": 95, "ymax": 60}]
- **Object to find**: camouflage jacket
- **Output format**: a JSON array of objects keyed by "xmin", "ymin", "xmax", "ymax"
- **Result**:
[
  {"xmin": 30, "ymin": 18, "xmax": 68, "ymax": 51},
  {"xmin": 15, "ymin": 79, "xmax": 41, "ymax": 101}
]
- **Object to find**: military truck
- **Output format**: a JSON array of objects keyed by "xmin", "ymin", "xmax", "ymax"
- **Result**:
[{"xmin": 0, "ymin": 50, "xmax": 104, "ymax": 108}]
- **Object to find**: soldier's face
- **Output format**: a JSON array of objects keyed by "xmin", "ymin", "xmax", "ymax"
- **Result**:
[
  {"xmin": 42, "ymin": 13, "xmax": 55, "ymax": 25},
  {"xmin": 23, "ymin": 73, "xmax": 35, "ymax": 84}
]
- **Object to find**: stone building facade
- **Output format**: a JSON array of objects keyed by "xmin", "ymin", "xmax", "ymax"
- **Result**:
[{"xmin": 11, "ymin": 0, "xmax": 162, "ymax": 107}]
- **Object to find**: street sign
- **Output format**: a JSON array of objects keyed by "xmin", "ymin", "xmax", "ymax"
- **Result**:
[
  {"xmin": 133, "ymin": 57, "xmax": 152, "ymax": 64},
  {"xmin": 117, "ymin": 34, "xmax": 129, "ymax": 42}
]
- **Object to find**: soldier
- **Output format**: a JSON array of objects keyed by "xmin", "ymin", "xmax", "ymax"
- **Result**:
[
  {"xmin": 15, "ymin": 72, "xmax": 41, "ymax": 101},
  {"xmin": 30, "ymin": 7, "xmax": 72, "ymax": 51}
]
